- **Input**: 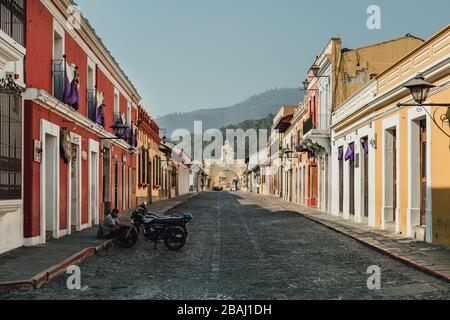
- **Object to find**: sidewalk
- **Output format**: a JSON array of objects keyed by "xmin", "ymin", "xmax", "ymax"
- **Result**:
[
  {"xmin": 242, "ymin": 192, "xmax": 450, "ymax": 284},
  {"xmin": 0, "ymin": 193, "xmax": 197, "ymax": 291}
]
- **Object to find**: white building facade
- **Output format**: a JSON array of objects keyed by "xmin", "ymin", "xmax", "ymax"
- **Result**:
[
  {"xmin": 330, "ymin": 79, "xmax": 378, "ymax": 227},
  {"xmin": 0, "ymin": 1, "xmax": 26, "ymax": 255}
]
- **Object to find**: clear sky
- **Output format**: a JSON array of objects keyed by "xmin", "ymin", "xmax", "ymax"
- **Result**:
[{"xmin": 75, "ymin": 0, "xmax": 450, "ymax": 118}]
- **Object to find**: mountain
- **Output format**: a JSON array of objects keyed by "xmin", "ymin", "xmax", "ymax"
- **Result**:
[
  {"xmin": 221, "ymin": 113, "xmax": 275, "ymax": 133},
  {"xmin": 156, "ymin": 88, "xmax": 303, "ymax": 136},
  {"xmin": 220, "ymin": 114, "xmax": 276, "ymax": 160}
]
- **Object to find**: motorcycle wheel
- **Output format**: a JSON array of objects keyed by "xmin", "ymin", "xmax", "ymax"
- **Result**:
[
  {"xmin": 164, "ymin": 226, "xmax": 187, "ymax": 251},
  {"xmin": 114, "ymin": 227, "xmax": 139, "ymax": 248}
]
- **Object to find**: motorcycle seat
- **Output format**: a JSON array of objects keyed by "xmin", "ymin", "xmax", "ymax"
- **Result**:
[{"xmin": 152, "ymin": 216, "xmax": 185, "ymax": 225}]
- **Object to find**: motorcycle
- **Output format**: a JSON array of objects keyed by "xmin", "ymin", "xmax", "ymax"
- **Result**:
[{"xmin": 114, "ymin": 203, "xmax": 193, "ymax": 251}]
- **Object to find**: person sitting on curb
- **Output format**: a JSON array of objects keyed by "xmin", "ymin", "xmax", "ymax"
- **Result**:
[{"xmin": 97, "ymin": 209, "xmax": 121, "ymax": 239}]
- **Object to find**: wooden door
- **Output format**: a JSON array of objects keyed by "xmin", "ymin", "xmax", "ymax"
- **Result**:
[
  {"xmin": 392, "ymin": 131, "xmax": 397, "ymax": 222},
  {"xmin": 349, "ymin": 143, "xmax": 355, "ymax": 216},
  {"xmin": 363, "ymin": 138, "xmax": 369, "ymax": 218},
  {"xmin": 420, "ymin": 121, "xmax": 427, "ymax": 226},
  {"xmin": 310, "ymin": 165, "xmax": 318, "ymax": 203},
  {"xmin": 339, "ymin": 147, "xmax": 344, "ymax": 213},
  {"xmin": 114, "ymin": 161, "xmax": 119, "ymax": 210}
]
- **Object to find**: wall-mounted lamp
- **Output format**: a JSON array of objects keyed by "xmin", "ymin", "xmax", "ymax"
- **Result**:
[
  {"xmin": 303, "ymin": 79, "xmax": 310, "ymax": 91},
  {"xmin": 100, "ymin": 123, "xmax": 129, "ymax": 141},
  {"xmin": 310, "ymin": 64, "xmax": 320, "ymax": 77},
  {"xmin": 397, "ymin": 73, "xmax": 450, "ymax": 138},
  {"xmin": 159, "ymin": 128, "xmax": 168, "ymax": 143},
  {"xmin": 370, "ymin": 134, "xmax": 378, "ymax": 150}
]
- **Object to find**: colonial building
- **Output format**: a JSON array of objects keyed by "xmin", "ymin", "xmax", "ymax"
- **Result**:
[
  {"xmin": 298, "ymin": 34, "xmax": 424, "ymax": 213},
  {"xmin": 0, "ymin": 0, "xmax": 26, "ymax": 254},
  {"xmin": 172, "ymin": 145, "xmax": 192, "ymax": 197},
  {"xmin": 21, "ymin": 0, "xmax": 140, "ymax": 247},
  {"xmin": 331, "ymin": 25, "xmax": 450, "ymax": 245},
  {"xmin": 158, "ymin": 142, "xmax": 177, "ymax": 199},
  {"xmin": 189, "ymin": 161, "xmax": 207, "ymax": 193},
  {"xmin": 136, "ymin": 106, "xmax": 161, "ymax": 205},
  {"xmin": 271, "ymin": 105, "xmax": 297, "ymax": 199},
  {"xmin": 204, "ymin": 141, "xmax": 246, "ymax": 191}
]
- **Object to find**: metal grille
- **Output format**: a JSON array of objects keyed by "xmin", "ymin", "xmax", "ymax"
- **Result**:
[
  {"xmin": 52, "ymin": 59, "xmax": 65, "ymax": 101},
  {"xmin": 303, "ymin": 117, "xmax": 314, "ymax": 136},
  {"xmin": 87, "ymin": 89, "xmax": 96, "ymax": 122},
  {"xmin": 0, "ymin": 92, "xmax": 21, "ymax": 200},
  {"xmin": 0, "ymin": 0, "xmax": 26, "ymax": 47}
]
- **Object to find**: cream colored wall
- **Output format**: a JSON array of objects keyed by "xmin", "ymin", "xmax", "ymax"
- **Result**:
[
  {"xmin": 333, "ymin": 37, "xmax": 424, "ymax": 108},
  {"xmin": 332, "ymin": 25, "xmax": 449, "ymax": 244},
  {"xmin": 429, "ymin": 85, "xmax": 450, "ymax": 245},
  {"xmin": 136, "ymin": 131, "xmax": 161, "ymax": 201}
]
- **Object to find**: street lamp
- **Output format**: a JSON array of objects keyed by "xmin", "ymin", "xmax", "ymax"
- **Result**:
[
  {"xmin": 100, "ymin": 123, "xmax": 129, "ymax": 140},
  {"xmin": 398, "ymin": 73, "xmax": 450, "ymax": 138},
  {"xmin": 303, "ymin": 79, "xmax": 310, "ymax": 91},
  {"xmin": 403, "ymin": 73, "xmax": 436, "ymax": 104},
  {"xmin": 309, "ymin": 64, "xmax": 331, "ymax": 83},
  {"xmin": 159, "ymin": 128, "xmax": 168, "ymax": 144},
  {"xmin": 301, "ymin": 64, "xmax": 330, "ymax": 93},
  {"xmin": 310, "ymin": 64, "xmax": 320, "ymax": 77}
]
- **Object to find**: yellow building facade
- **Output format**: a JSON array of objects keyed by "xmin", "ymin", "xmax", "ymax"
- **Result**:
[
  {"xmin": 332, "ymin": 25, "xmax": 450, "ymax": 245},
  {"xmin": 136, "ymin": 106, "xmax": 162, "ymax": 204}
]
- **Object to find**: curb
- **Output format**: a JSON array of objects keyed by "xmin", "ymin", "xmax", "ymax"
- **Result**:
[
  {"xmin": 0, "ymin": 239, "xmax": 114, "ymax": 292},
  {"xmin": 291, "ymin": 209, "xmax": 450, "ymax": 284},
  {"xmin": 0, "ymin": 195, "xmax": 196, "ymax": 292}
]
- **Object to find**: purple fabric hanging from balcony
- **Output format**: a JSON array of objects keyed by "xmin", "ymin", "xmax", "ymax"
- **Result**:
[
  {"xmin": 129, "ymin": 132, "xmax": 137, "ymax": 148},
  {"xmin": 361, "ymin": 140, "xmax": 369, "ymax": 155},
  {"xmin": 95, "ymin": 107, "xmax": 104, "ymax": 127},
  {"xmin": 345, "ymin": 145, "xmax": 355, "ymax": 161},
  {"xmin": 95, "ymin": 91, "xmax": 105, "ymax": 126},
  {"xmin": 121, "ymin": 127, "xmax": 130, "ymax": 140},
  {"xmin": 130, "ymin": 125, "xmax": 138, "ymax": 147},
  {"xmin": 62, "ymin": 62, "xmax": 80, "ymax": 110},
  {"xmin": 338, "ymin": 149, "xmax": 344, "ymax": 161}
]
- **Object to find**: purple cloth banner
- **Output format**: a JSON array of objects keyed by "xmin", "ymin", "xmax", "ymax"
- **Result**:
[
  {"xmin": 361, "ymin": 140, "xmax": 369, "ymax": 155},
  {"xmin": 345, "ymin": 145, "xmax": 355, "ymax": 161},
  {"xmin": 121, "ymin": 127, "xmax": 130, "ymax": 140},
  {"xmin": 63, "ymin": 69, "xmax": 80, "ymax": 110},
  {"xmin": 130, "ymin": 133, "xmax": 137, "ymax": 148},
  {"xmin": 338, "ymin": 149, "xmax": 344, "ymax": 161},
  {"xmin": 95, "ymin": 107, "xmax": 104, "ymax": 127}
]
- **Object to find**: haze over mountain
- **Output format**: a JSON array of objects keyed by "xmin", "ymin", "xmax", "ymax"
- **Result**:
[{"xmin": 157, "ymin": 88, "xmax": 303, "ymax": 136}]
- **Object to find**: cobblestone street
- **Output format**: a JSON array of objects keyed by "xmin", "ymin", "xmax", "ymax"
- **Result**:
[{"xmin": 2, "ymin": 192, "xmax": 450, "ymax": 300}]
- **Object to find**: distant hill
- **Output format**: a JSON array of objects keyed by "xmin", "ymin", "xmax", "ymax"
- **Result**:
[
  {"xmin": 220, "ymin": 114, "xmax": 275, "ymax": 160},
  {"xmin": 221, "ymin": 113, "xmax": 275, "ymax": 133},
  {"xmin": 157, "ymin": 88, "xmax": 303, "ymax": 136}
]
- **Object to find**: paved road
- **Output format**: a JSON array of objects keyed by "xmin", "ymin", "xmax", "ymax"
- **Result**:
[{"xmin": 2, "ymin": 192, "xmax": 450, "ymax": 300}]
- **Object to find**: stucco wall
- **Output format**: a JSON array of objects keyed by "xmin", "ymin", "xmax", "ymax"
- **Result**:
[{"xmin": 0, "ymin": 207, "xmax": 24, "ymax": 255}]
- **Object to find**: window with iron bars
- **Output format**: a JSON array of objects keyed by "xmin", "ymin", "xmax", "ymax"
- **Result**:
[
  {"xmin": 0, "ymin": 0, "xmax": 26, "ymax": 47},
  {"xmin": 0, "ymin": 92, "xmax": 22, "ymax": 200}
]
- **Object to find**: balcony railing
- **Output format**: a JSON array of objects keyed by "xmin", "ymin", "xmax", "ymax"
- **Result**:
[
  {"xmin": 113, "ymin": 112, "xmax": 137, "ymax": 147},
  {"xmin": 87, "ymin": 89, "xmax": 97, "ymax": 123},
  {"xmin": 0, "ymin": 0, "xmax": 26, "ymax": 47},
  {"xmin": 303, "ymin": 114, "xmax": 331, "ymax": 136},
  {"xmin": 113, "ymin": 112, "xmax": 123, "ymax": 125},
  {"xmin": 52, "ymin": 59, "xmax": 65, "ymax": 102},
  {"xmin": 303, "ymin": 117, "xmax": 314, "ymax": 136}
]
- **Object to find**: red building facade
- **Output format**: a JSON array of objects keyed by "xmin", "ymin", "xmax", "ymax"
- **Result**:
[
  {"xmin": 23, "ymin": 0, "xmax": 140, "ymax": 245},
  {"xmin": 300, "ymin": 73, "xmax": 319, "ymax": 208}
]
